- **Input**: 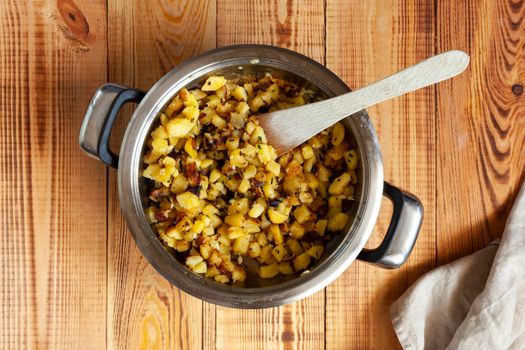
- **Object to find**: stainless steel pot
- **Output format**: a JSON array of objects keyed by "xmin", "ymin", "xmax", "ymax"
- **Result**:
[{"xmin": 79, "ymin": 45, "xmax": 423, "ymax": 308}]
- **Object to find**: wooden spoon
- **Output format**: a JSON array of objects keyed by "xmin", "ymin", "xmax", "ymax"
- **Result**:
[{"xmin": 256, "ymin": 50, "xmax": 470, "ymax": 155}]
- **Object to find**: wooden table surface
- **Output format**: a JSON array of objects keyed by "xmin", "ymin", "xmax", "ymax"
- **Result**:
[{"xmin": 2, "ymin": 0, "xmax": 524, "ymax": 349}]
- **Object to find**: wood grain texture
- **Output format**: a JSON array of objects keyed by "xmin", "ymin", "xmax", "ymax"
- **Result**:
[
  {"xmin": 436, "ymin": 0, "xmax": 525, "ymax": 264},
  {"xmin": 325, "ymin": 0, "xmax": 436, "ymax": 348},
  {"xmin": 106, "ymin": 1, "xmax": 216, "ymax": 349},
  {"xmin": 213, "ymin": 1, "xmax": 325, "ymax": 349},
  {"xmin": 2, "ymin": 1, "xmax": 525, "ymax": 349},
  {"xmin": 217, "ymin": 0, "xmax": 325, "ymax": 64},
  {"xmin": 0, "ymin": 0, "xmax": 108, "ymax": 348}
]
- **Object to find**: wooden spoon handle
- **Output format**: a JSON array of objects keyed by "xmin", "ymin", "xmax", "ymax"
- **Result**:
[{"xmin": 260, "ymin": 50, "xmax": 470, "ymax": 155}]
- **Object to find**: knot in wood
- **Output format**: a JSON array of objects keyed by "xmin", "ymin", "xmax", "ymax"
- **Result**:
[{"xmin": 512, "ymin": 84, "xmax": 523, "ymax": 96}]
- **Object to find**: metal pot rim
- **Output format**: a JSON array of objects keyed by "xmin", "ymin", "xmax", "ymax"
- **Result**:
[{"xmin": 118, "ymin": 44, "xmax": 383, "ymax": 308}]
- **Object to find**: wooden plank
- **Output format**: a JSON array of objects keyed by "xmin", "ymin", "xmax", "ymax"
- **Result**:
[
  {"xmin": 106, "ymin": 1, "xmax": 216, "ymax": 349},
  {"xmin": 217, "ymin": 0, "xmax": 325, "ymax": 63},
  {"xmin": 214, "ymin": 1, "xmax": 325, "ymax": 349},
  {"xmin": 0, "ymin": 0, "xmax": 108, "ymax": 348},
  {"xmin": 436, "ymin": 0, "xmax": 525, "ymax": 264},
  {"xmin": 202, "ymin": 302, "xmax": 216, "ymax": 350},
  {"xmin": 325, "ymin": 0, "xmax": 436, "ymax": 348}
]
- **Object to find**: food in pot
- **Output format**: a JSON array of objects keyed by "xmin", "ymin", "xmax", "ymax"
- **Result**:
[{"xmin": 142, "ymin": 73, "xmax": 359, "ymax": 284}]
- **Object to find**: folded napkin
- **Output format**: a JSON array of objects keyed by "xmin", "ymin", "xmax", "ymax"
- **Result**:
[{"xmin": 390, "ymin": 181, "xmax": 525, "ymax": 350}]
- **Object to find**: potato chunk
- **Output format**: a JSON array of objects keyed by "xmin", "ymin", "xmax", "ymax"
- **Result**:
[
  {"xmin": 143, "ymin": 73, "xmax": 360, "ymax": 285},
  {"xmin": 258, "ymin": 263, "xmax": 280, "ymax": 278},
  {"xmin": 166, "ymin": 118, "xmax": 195, "ymax": 138},
  {"xmin": 176, "ymin": 192, "xmax": 200, "ymax": 210},
  {"xmin": 328, "ymin": 213, "xmax": 349, "ymax": 231},
  {"xmin": 202, "ymin": 76, "xmax": 226, "ymax": 91}
]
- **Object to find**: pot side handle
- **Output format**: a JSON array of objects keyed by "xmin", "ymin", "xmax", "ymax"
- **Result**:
[
  {"xmin": 357, "ymin": 182, "xmax": 423, "ymax": 269},
  {"xmin": 79, "ymin": 83, "xmax": 146, "ymax": 168}
]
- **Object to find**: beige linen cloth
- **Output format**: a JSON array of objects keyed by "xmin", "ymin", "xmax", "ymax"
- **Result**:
[{"xmin": 390, "ymin": 181, "xmax": 525, "ymax": 350}]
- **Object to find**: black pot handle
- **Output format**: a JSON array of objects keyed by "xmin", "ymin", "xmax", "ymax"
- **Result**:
[
  {"xmin": 79, "ymin": 83, "xmax": 146, "ymax": 168},
  {"xmin": 357, "ymin": 182, "xmax": 423, "ymax": 268}
]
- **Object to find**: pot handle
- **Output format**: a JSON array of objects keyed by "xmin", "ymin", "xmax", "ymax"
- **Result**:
[
  {"xmin": 357, "ymin": 182, "xmax": 423, "ymax": 268},
  {"xmin": 79, "ymin": 84, "xmax": 146, "ymax": 168}
]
